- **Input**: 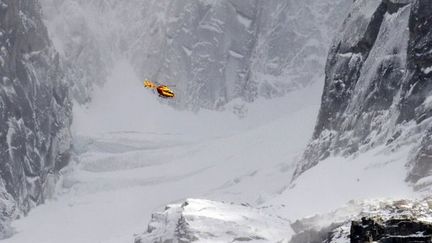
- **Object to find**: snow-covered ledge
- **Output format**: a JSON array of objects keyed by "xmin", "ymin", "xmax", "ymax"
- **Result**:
[
  {"xmin": 135, "ymin": 199, "xmax": 293, "ymax": 243},
  {"xmin": 136, "ymin": 198, "xmax": 432, "ymax": 243}
]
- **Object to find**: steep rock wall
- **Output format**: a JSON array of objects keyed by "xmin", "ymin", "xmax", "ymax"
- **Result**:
[
  {"xmin": 0, "ymin": 0, "xmax": 72, "ymax": 237},
  {"xmin": 131, "ymin": 0, "xmax": 352, "ymax": 110},
  {"xmin": 40, "ymin": 0, "xmax": 352, "ymax": 110},
  {"xmin": 297, "ymin": 0, "xmax": 432, "ymax": 189}
]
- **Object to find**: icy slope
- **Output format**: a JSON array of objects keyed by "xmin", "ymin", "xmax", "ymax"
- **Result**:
[{"xmin": 2, "ymin": 60, "xmax": 320, "ymax": 243}]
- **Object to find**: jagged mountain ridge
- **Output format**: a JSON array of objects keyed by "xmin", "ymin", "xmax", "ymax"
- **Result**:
[
  {"xmin": 0, "ymin": 0, "xmax": 72, "ymax": 238},
  {"xmin": 297, "ymin": 0, "xmax": 432, "ymax": 189}
]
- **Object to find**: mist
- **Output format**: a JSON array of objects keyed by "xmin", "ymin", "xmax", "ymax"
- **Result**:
[{"xmin": 2, "ymin": 0, "xmax": 432, "ymax": 242}]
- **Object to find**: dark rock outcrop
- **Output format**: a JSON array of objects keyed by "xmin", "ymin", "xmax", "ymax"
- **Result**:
[
  {"xmin": 0, "ymin": 0, "xmax": 72, "ymax": 238},
  {"xmin": 350, "ymin": 217, "xmax": 432, "ymax": 243},
  {"xmin": 296, "ymin": 0, "xmax": 432, "ymax": 186},
  {"xmin": 290, "ymin": 198, "xmax": 432, "ymax": 243}
]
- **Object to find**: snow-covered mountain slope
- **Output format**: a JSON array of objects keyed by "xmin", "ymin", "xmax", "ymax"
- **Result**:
[
  {"xmin": 296, "ymin": 0, "xmax": 432, "ymax": 190},
  {"xmin": 2, "ymin": 60, "xmax": 320, "ymax": 243},
  {"xmin": 4, "ymin": 60, "xmax": 421, "ymax": 243},
  {"xmin": 0, "ymin": 0, "xmax": 72, "ymax": 238},
  {"xmin": 267, "ymin": 144, "xmax": 418, "ymax": 224},
  {"xmin": 40, "ymin": 0, "xmax": 352, "ymax": 110},
  {"xmin": 136, "ymin": 199, "xmax": 293, "ymax": 243}
]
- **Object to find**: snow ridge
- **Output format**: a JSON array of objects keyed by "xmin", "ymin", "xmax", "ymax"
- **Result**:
[{"xmin": 136, "ymin": 199, "xmax": 293, "ymax": 243}]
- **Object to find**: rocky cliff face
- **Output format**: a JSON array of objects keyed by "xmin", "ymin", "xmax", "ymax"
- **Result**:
[
  {"xmin": 0, "ymin": 0, "xmax": 72, "ymax": 238},
  {"xmin": 40, "ymin": 0, "xmax": 352, "ymax": 110},
  {"xmin": 131, "ymin": 0, "xmax": 352, "ymax": 110},
  {"xmin": 296, "ymin": 0, "xmax": 432, "ymax": 188}
]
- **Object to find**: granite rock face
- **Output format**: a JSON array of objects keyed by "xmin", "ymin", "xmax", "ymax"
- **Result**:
[
  {"xmin": 297, "ymin": 0, "xmax": 432, "ymax": 187},
  {"xmin": 0, "ymin": 0, "xmax": 72, "ymax": 238}
]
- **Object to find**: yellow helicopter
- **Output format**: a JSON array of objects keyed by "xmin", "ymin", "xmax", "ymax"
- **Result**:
[{"xmin": 144, "ymin": 79, "xmax": 175, "ymax": 98}]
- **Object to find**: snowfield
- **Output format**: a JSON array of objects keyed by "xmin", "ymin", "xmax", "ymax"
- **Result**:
[
  {"xmin": 3, "ymin": 60, "xmax": 421, "ymax": 243},
  {"xmin": 3, "ymin": 60, "xmax": 320, "ymax": 243}
]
